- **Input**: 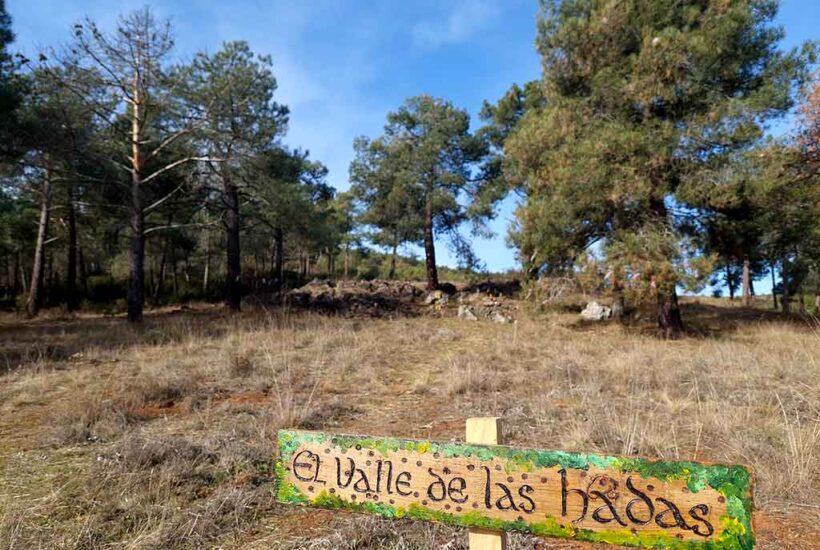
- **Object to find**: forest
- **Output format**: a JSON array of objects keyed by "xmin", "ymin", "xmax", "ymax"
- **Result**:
[
  {"xmin": 0, "ymin": 1, "xmax": 819, "ymax": 548},
  {"xmin": 0, "ymin": 1, "xmax": 816, "ymax": 337}
]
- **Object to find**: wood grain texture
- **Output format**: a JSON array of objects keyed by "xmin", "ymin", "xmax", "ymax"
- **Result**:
[
  {"xmin": 276, "ymin": 430, "xmax": 754, "ymax": 549},
  {"xmin": 467, "ymin": 418, "xmax": 507, "ymax": 550}
]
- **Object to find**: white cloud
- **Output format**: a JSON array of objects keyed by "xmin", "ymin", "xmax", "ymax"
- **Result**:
[{"xmin": 411, "ymin": 0, "xmax": 500, "ymax": 49}]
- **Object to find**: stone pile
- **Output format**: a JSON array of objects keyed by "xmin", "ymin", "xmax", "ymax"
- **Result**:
[
  {"xmin": 287, "ymin": 279, "xmax": 424, "ymax": 316},
  {"xmin": 454, "ymin": 291, "xmax": 516, "ymax": 324}
]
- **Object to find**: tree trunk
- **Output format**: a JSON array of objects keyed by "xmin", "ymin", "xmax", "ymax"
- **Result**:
[
  {"xmin": 18, "ymin": 251, "xmax": 27, "ymax": 294},
  {"xmin": 344, "ymin": 244, "xmax": 349, "ymax": 280},
  {"xmin": 26, "ymin": 170, "xmax": 52, "ymax": 317},
  {"xmin": 78, "ymin": 245, "xmax": 88, "ymax": 295},
  {"xmin": 3, "ymin": 257, "xmax": 9, "ymax": 300},
  {"xmin": 12, "ymin": 250, "xmax": 20, "ymax": 296},
  {"xmin": 657, "ymin": 290, "xmax": 683, "ymax": 339},
  {"xmin": 741, "ymin": 257, "xmax": 751, "ymax": 307},
  {"xmin": 274, "ymin": 226, "xmax": 284, "ymax": 290},
  {"xmin": 649, "ymin": 196, "xmax": 681, "ymax": 336},
  {"xmin": 127, "ymin": 173, "xmax": 145, "ymax": 322},
  {"xmin": 224, "ymin": 174, "xmax": 241, "ymax": 312},
  {"xmin": 203, "ymin": 231, "xmax": 210, "ymax": 294},
  {"xmin": 45, "ymin": 252, "xmax": 54, "ymax": 303},
  {"xmin": 153, "ymin": 231, "xmax": 169, "ymax": 305},
  {"xmin": 770, "ymin": 263, "xmax": 778, "ymax": 309},
  {"xmin": 610, "ymin": 265, "xmax": 624, "ymax": 320},
  {"xmin": 423, "ymin": 182, "xmax": 438, "ymax": 291},
  {"xmin": 797, "ymin": 286, "xmax": 805, "ymax": 314},
  {"xmin": 781, "ymin": 256, "xmax": 790, "ymax": 313},
  {"xmin": 171, "ymin": 248, "xmax": 178, "ymax": 296},
  {"xmin": 727, "ymin": 264, "xmax": 736, "ymax": 301},
  {"xmin": 65, "ymin": 184, "xmax": 79, "ymax": 311},
  {"xmin": 389, "ymin": 242, "xmax": 398, "ymax": 280},
  {"xmin": 127, "ymin": 79, "xmax": 145, "ymax": 323}
]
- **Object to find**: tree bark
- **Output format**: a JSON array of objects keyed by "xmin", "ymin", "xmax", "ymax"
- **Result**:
[
  {"xmin": 12, "ymin": 250, "xmax": 20, "ymax": 296},
  {"xmin": 127, "ymin": 77, "xmax": 145, "ymax": 323},
  {"xmin": 202, "ymin": 231, "xmax": 210, "ymax": 294},
  {"xmin": 128, "ymin": 172, "xmax": 145, "ymax": 322},
  {"xmin": 18, "ymin": 251, "xmax": 27, "ymax": 294},
  {"xmin": 423, "ymin": 181, "xmax": 438, "ymax": 291},
  {"xmin": 727, "ymin": 264, "xmax": 736, "ymax": 301},
  {"xmin": 26, "ymin": 170, "xmax": 52, "ymax": 317},
  {"xmin": 3, "ymin": 257, "xmax": 9, "ymax": 300},
  {"xmin": 274, "ymin": 226, "xmax": 284, "ymax": 289},
  {"xmin": 45, "ymin": 253, "xmax": 54, "ymax": 303},
  {"xmin": 171, "ymin": 247, "xmax": 178, "ymax": 296},
  {"xmin": 657, "ymin": 290, "xmax": 683, "ymax": 339},
  {"xmin": 224, "ymin": 173, "xmax": 241, "ymax": 312},
  {"xmin": 610, "ymin": 265, "xmax": 624, "ymax": 320},
  {"xmin": 65, "ymin": 184, "xmax": 79, "ymax": 311},
  {"xmin": 770, "ymin": 263, "xmax": 778, "ymax": 309},
  {"xmin": 741, "ymin": 257, "xmax": 751, "ymax": 307},
  {"xmin": 781, "ymin": 256, "xmax": 790, "ymax": 313},
  {"xmin": 78, "ymin": 245, "xmax": 88, "ymax": 295},
  {"xmin": 649, "ymin": 196, "xmax": 682, "ymax": 337},
  {"xmin": 153, "ymin": 229, "xmax": 169, "ymax": 305},
  {"xmin": 344, "ymin": 244, "xmax": 349, "ymax": 280},
  {"xmin": 389, "ymin": 241, "xmax": 398, "ymax": 280}
]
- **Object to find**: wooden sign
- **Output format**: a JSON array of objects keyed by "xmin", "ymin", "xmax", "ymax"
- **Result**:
[{"xmin": 276, "ymin": 430, "xmax": 754, "ymax": 549}]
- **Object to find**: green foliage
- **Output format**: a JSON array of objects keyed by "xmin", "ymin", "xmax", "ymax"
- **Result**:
[
  {"xmin": 504, "ymin": 0, "xmax": 812, "ymax": 315},
  {"xmin": 0, "ymin": 0, "xmax": 24, "ymax": 159},
  {"xmin": 181, "ymin": 40, "xmax": 289, "ymax": 162},
  {"xmin": 351, "ymin": 95, "xmax": 491, "ymax": 288}
]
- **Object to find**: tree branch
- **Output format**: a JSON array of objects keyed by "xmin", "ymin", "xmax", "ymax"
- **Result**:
[{"xmin": 141, "ymin": 156, "xmax": 223, "ymax": 185}]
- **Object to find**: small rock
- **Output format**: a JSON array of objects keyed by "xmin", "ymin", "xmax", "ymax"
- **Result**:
[
  {"xmin": 425, "ymin": 290, "xmax": 449, "ymax": 306},
  {"xmin": 458, "ymin": 305, "xmax": 478, "ymax": 321},
  {"xmin": 491, "ymin": 312, "xmax": 513, "ymax": 324},
  {"xmin": 580, "ymin": 301, "xmax": 612, "ymax": 321}
]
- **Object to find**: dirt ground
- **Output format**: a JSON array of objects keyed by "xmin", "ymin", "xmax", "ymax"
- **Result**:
[{"xmin": 0, "ymin": 293, "xmax": 818, "ymax": 549}]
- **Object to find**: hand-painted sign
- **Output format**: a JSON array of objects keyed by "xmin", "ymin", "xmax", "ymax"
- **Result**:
[{"xmin": 276, "ymin": 430, "xmax": 754, "ymax": 549}]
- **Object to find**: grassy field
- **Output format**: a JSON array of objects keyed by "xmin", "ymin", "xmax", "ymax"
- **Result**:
[{"xmin": 0, "ymin": 296, "xmax": 818, "ymax": 549}]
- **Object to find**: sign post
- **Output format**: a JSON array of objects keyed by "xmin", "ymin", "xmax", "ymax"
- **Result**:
[
  {"xmin": 276, "ymin": 427, "xmax": 754, "ymax": 549},
  {"xmin": 466, "ymin": 417, "xmax": 507, "ymax": 550}
]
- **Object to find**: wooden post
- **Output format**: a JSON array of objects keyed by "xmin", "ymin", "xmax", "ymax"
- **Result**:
[{"xmin": 467, "ymin": 417, "xmax": 507, "ymax": 550}]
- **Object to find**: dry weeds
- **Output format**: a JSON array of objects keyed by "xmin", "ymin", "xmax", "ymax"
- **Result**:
[{"xmin": 0, "ymin": 300, "xmax": 818, "ymax": 549}]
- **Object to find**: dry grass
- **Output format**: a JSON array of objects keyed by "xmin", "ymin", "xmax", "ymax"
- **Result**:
[{"xmin": 0, "ymin": 299, "xmax": 818, "ymax": 549}]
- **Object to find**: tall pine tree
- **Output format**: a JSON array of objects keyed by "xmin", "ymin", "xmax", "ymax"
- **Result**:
[
  {"xmin": 507, "ymin": 0, "xmax": 810, "ymax": 336},
  {"xmin": 350, "ymin": 95, "xmax": 487, "ymax": 290}
]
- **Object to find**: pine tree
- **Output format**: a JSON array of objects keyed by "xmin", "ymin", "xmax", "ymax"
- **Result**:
[
  {"xmin": 60, "ymin": 8, "xmax": 214, "ymax": 321},
  {"xmin": 506, "ymin": 0, "xmax": 810, "ymax": 336},
  {"xmin": 0, "ymin": 0, "xmax": 23, "ymax": 160},
  {"xmin": 350, "ymin": 95, "xmax": 487, "ymax": 290},
  {"xmin": 180, "ymin": 41, "xmax": 289, "ymax": 311}
]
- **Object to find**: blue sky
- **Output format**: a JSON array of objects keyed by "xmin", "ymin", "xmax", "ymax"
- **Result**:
[{"xmin": 7, "ymin": 0, "xmax": 819, "ymax": 279}]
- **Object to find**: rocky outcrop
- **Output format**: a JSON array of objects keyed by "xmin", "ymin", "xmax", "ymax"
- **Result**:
[{"xmin": 580, "ymin": 301, "xmax": 612, "ymax": 321}]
